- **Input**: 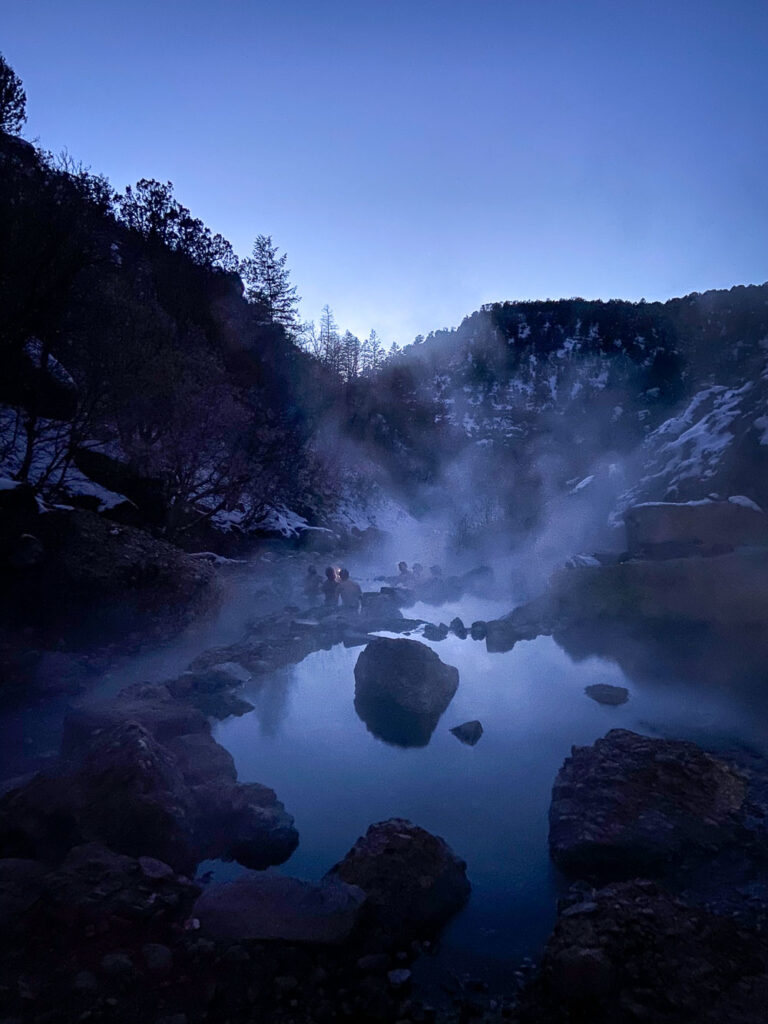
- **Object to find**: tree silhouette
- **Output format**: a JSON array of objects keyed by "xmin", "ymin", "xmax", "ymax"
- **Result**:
[
  {"xmin": 242, "ymin": 234, "xmax": 301, "ymax": 333},
  {"xmin": 0, "ymin": 54, "xmax": 26, "ymax": 135}
]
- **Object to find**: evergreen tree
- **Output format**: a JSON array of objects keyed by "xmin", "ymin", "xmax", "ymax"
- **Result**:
[
  {"xmin": 0, "ymin": 53, "xmax": 26, "ymax": 135},
  {"xmin": 341, "ymin": 329, "xmax": 362, "ymax": 381},
  {"xmin": 242, "ymin": 234, "xmax": 300, "ymax": 332},
  {"xmin": 365, "ymin": 329, "xmax": 384, "ymax": 373},
  {"xmin": 319, "ymin": 304, "xmax": 342, "ymax": 374}
]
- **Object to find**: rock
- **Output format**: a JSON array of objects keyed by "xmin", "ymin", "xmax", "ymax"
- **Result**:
[
  {"xmin": 100, "ymin": 952, "xmax": 135, "ymax": 979},
  {"xmin": 44, "ymin": 843, "xmax": 198, "ymax": 925},
  {"xmin": 357, "ymin": 953, "xmax": 391, "ymax": 973},
  {"xmin": 470, "ymin": 621, "xmax": 487, "ymax": 640},
  {"xmin": 142, "ymin": 943, "xmax": 173, "ymax": 975},
  {"xmin": 7, "ymin": 533, "xmax": 44, "ymax": 568},
  {"xmin": 62, "ymin": 685, "xmax": 210, "ymax": 756},
  {"xmin": 326, "ymin": 819, "xmax": 470, "ymax": 941},
  {"xmin": 0, "ymin": 509, "xmax": 216, "ymax": 641},
  {"xmin": 422, "ymin": 623, "xmax": 448, "ymax": 642},
  {"xmin": 584, "ymin": 683, "xmax": 629, "ymax": 705},
  {"xmin": 550, "ymin": 548, "xmax": 768, "ymax": 628},
  {"xmin": 166, "ymin": 669, "xmax": 254, "ymax": 720},
  {"xmin": 2, "ymin": 712, "xmax": 298, "ymax": 873},
  {"xmin": 449, "ymin": 617, "xmax": 467, "ymax": 639},
  {"xmin": 192, "ymin": 872, "xmax": 366, "ymax": 944},
  {"xmin": 387, "ymin": 968, "xmax": 412, "ymax": 987},
  {"xmin": 0, "ymin": 858, "xmax": 47, "ymax": 930},
  {"xmin": 485, "ymin": 594, "xmax": 557, "ymax": 652},
  {"xmin": 449, "ymin": 720, "xmax": 483, "ymax": 746},
  {"xmin": 354, "ymin": 638, "xmax": 459, "ymax": 748},
  {"xmin": 517, "ymin": 880, "xmax": 768, "ymax": 1024},
  {"xmin": 194, "ymin": 780, "xmax": 299, "ymax": 870},
  {"xmin": 625, "ymin": 499, "xmax": 768, "ymax": 560},
  {"xmin": 549, "ymin": 729, "xmax": 748, "ymax": 878},
  {"xmin": 72, "ymin": 970, "xmax": 98, "ymax": 994}
]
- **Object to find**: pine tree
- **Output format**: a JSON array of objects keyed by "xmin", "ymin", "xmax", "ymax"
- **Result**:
[
  {"xmin": 242, "ymin": 235, "xmax": 301, "ymax": 333},
  {"xmin": 0, "ymin": 53, "xmax": 27, "ymax": 135},
  {"xmin": 341, "ymin": 330, "xmax": 362, "ymax": 381},
  {"xmin": 318, "ymin": 304, "xmax": 342, "ymax": 375},
  {"xmin": 366, "ymin": 329, "xmax": 384, "ymax": 373}
]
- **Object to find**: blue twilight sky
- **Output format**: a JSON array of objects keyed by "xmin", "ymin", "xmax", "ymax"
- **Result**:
[{"xmin": 2, "ymin": 0, "xmax": 767, "ymax": 344}]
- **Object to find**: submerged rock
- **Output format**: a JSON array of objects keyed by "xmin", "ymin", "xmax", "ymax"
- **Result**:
[
  {"xmin": 353, "ymin": 637, "xmax": 459, "ymax": 747},
  {"xmin": 193, "ymin": 872, "xmax": 366, "ymax": 944},
  {"xmin": 326, "ymin": 818, "xmax": 470, "ymax": 941},
  {"xmin": 549, "ymin": 729, "xmax": 748, "ymax": 878},
  {"xmin": 450, "ymin": 720, "xmax": 483, "ymax": 746},
  {"xmin": 584, "ymin": 683, "xmax": 629, "ymax": 705}
]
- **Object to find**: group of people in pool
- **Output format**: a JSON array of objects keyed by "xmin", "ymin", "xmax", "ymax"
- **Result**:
[
  {"xmin": 302, "ymin": 559, "xmax": 445, "ymax": 612},
  {"xmin": 302, "ymin": 564, "xmax": 363, "ymax": 610}
]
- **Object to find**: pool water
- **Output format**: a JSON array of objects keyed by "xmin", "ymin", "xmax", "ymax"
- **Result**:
[{"xmin": 212, "ymin": 605, "xmax": 765, "ymax": 967}]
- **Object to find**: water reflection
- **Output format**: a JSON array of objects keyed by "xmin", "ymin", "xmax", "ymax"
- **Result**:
[
  {"xmin": 214, "ymin": 613, "xmax": 768, "ymax": 966},
  {"xmin": 354, "ymin": 680, "xmax": 452, "ymax": 747}
]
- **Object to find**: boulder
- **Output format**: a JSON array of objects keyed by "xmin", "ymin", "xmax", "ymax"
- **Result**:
[
  {"xmin": 517, "ymin": 880, "xmax": 768, "ymax": 1024},
  {"xmin": 44, "ymin": 843, "xmax": 198, "ymax": 925},
  {"xmin": 193, "ymin": 872, "xmax": 366, "ymax": 944},
  {"xmin": 549, "ymin": 729, "xmax": 748, "ymax": 878},
  {"xmin": 422, "ymin": 622, "xmax": 448, "ymax": 641},
  {"xmin": 0, "ymin": 858, "xmax": 47, "ymax": 931},
  {"xmin": 625, "ymin": 499, "xmax": 768, "ymax": 560},
  {"xmin": 0, "ymin": 510, "xmax": 217, "ymax": 640},
  {"xmin": 485, "ymin": 593, "xmax": 557, "ymax": 652},
  {"xmin": 353, "ymin": 637, "xmax": 459, "ymax": 747},
  {"xmin": 549, "ymin": 548, "xmax": 768, "ymax": 628},
  {"xmin": 450, "ymin": 720, "xmax": 483, "ymax": 746},
  {"xmin": 470, "ymin": 620, "xmax": 487, "ymax": 640},
  {"xmin": 1, "ymin": 712, "xmax": 298, "ymax": 873},
  {"xmin": 62, "ymin": 685, "xmax": 210, "ymax": 756},
  {"xmin": 584, "ymin": 683, "xmax": 629, "ymax": 705},
  {"xmin": 449, "ymin": 617, "xmax": 467, "ymax": 639},
  {"xmin": 326, "ymin": 818, "xmax": 470, "ymax": 941}
]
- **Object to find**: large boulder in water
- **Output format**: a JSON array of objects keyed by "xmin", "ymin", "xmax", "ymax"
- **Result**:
[
  {"xmin": 326, "ymin": 818, "xmax": 470, "ymax": 941},
  {"xmin": 353, "ymin": 637, "xmax": 459, "ymax": 747},
  {"xmin": 192, "ymin": 872, "xmax": 366, "ymax": 944},
  {"xmin": 549, "ymin": 729, "xmax": 748, "ymax": 879}
]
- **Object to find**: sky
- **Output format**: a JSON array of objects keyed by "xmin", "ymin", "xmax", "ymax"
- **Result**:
[{"xmin": 3, "ymin": 0, "xmax": 768, "ymax": 344}]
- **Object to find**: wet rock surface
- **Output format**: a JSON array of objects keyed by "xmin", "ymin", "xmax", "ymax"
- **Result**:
[
  {"xmin": 193, "ymin": 872, "xmax": 366, "ymax": 944},
  {"xmin": 516, "ymin": 880, "xmax": 768, "ymax": 1024},
  {"xmin": 450, "ymin": 720, "xmax": 484, "ymax": 746},
  {"xmin": 353, "ymin": 637, "xmax": 460, "ymax": 747},
  {"xmin": 584, "ymin": 683, "xmax": 629, "ymax": 705},
  {"xmin": 549, "ymin": 729, "xmax": 751, "ymax": 879},
  {"xmin": 0, "ymin": 689, "xmax": 298, "ymax": 873},
  {"xmin": 327, "ymin": 818, "xmax": 471, "ymax": 942}
]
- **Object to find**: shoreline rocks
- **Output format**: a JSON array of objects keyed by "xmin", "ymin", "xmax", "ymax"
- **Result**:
[
  {"xmin": 326, "ymin": 818, "xmax": 471, "ymax": 943},
  {"xmin": 549, "ymin": 729, "xmax": 750, "ymax": 880}
]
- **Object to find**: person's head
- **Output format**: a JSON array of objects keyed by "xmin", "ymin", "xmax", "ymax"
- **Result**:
[
  {"xmin": 339, "ymin": 568, "xmax": 350, "ymax": 581},
  {"xmin": 325, "ymin": 566, "xmax": 336, "ymax": 580},
  {"xmin": 398, "ymin": 561, "xmax": 408, "ymax": 574},
  {"xmin": 412, "ymin": 563, "xmax": 423, "ymax": 577},
  {"xmin": 307, "ymin": 565, "xmax": 318, "ymax": 576}
]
